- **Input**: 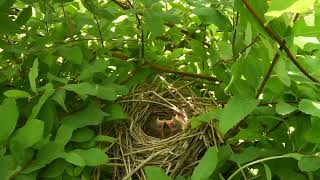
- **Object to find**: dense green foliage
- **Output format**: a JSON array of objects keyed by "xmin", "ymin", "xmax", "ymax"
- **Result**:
[{"xmin": 1, "ymin": 0, "xmax": 320, "ymax": 179}]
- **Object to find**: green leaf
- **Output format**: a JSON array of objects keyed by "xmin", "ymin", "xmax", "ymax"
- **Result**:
[
  {"xmin": 22, "ymin": 142, "xmax": 64, "ymax": 173},
  {"xmin": 0, "ymin": 98, "xmax": 19, "ymax": 143},
  {"xmin": 217, "ymin": 41, "xmax": 233, "ymax": 60},
  {"xmin": 64, "ymin": 82, "xmax": 95, "ymax": 98},
  {"xmin": 62, "ymin": 103, "xmax": 106, "ymax": 129},
  {"xmin": 144, "ymin": 166, "xmax": 172, "ymax": 180},
  {"xmin": 69, "ymin": 148, "xmax": 108, "ymax": 166},
  {"xmin": 62, "ymin": 152, "xmax": 86, "ymax": 166},
  {"xmin": 298, "ymin": 156, "xmax": 320, "ymax": 172},
  {"xmin": 219, "ymin": 96, "xmax": 259, "ymax": 134},
  {"xmin": 64, "ymin": 82, "xmax": 119, "ymax": 100},
  {"xmin": 10, "ymin": 119, "xmax": 44, "ymax": 150},
  {"xmin": 39, "ymin": 101, "xmax": 58, "ymax": 137},
  {"xmin": 275, "ymin": 59, "xmax": 291, "ymax": 87},
  {"xmin": 94, "ymin": 135, "xmax": 116, "ymax": 143},
  {"xmin": 298, "ymin": 99, "xmax": 320, "ymax": 117},
  {"xmin": 265, "ymin": 0, "xmax": 315, "ymax": 20},
  {"xmin": 28, "ymin": 58, "xmax": 39, "ymax": 93},
  {"xmin": 80, "ymin": 0, "xmax": 97, "ymax": 13},
  {"xmin": 192, "ymin": 7, "xmax": 231, "ymax": 30},
  {"xmin": 231, "ymin": 147, "xmax": 278, "ymax": 164},
  {"xmin": 4, "ymin": 90, "xmax": 31, "ymax": 99},
  {"xmin": 57, "ymin": 46, "xmax": 83, "ymax": 65},
  {"xmin": 294, "ymin": 36, "xmax": 320, "ymax": 50},
  {"xmin": 276, "ymin": 102, "xmax": 296, "ymax": 115},
  {"xmin": 0, "ymin": 15, "xmax": 22, "ymax": 34},
  {"xmin": 191, "ymin": 147, "xmax": 218, "ymax": 180},
  {"xmin": 71, "ymin": 127, "xmax": 95, "ymax": 142},
  {"xmin": 105, "ymin": 104, "xmax": 126, "ymax": 121},
  {"xmin": 54, "ymin": 124, "xmax": 74, "ymax": 146},
  {"xmin": 40, "ymin": 159, "xmax": 68, "ymax": 178},
  {"xmin": 0, "ymin": 155, "xmax": 18, "ymax": 180},
  {"xmin": 305, "ymin": 117, "xmax": 320, "ymax": 143},
  {"xmin": 263, "ymin": 163, "xmax": 272, "ymax": 180},
  {"xmin": 79, "ymin": 58, "xmax": 109, "ymax": 80},
  {"xmin": 15, "ymin": 6, "xmax": 32, "ymax": 26},
  {"xmin": 190, "ymin": 109, "xmax": 221, "ymax": 128},
  {"xmin": 28, "ymin": 83, "xmax": 55, "ymax": 121},
  {"xmin": 144, "ymin": 9, "xmax": 165, "ymax": 36},
  {"xmin": 52, "ymin": 88, "xmax": 68, "ymax": 112}
]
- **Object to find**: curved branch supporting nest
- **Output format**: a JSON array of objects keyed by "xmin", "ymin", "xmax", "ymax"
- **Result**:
[{"xmin": 109, "ymin": 76, "xmax": 223, "ymax": 179}]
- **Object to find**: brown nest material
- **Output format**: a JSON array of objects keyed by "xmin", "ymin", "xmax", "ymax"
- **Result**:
[{"xmin": 110, "ymin": 76, "xmax": 224, "ymax": 180}]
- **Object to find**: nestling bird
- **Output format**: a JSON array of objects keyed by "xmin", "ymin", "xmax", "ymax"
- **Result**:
[{"xmin": 145, "ymin": 116, "xmax": 183, "ymax": 138}]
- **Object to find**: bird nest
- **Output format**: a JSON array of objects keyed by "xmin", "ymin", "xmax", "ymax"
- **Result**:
[{"xmin": 110, "ymin": 77, "xmax": 224, "ymax": 179}]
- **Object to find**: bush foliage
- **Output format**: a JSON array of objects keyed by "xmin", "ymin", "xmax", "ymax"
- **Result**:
[{"xmin": 1, "ymin": 0, "xmax": 320, "ymax": 179}]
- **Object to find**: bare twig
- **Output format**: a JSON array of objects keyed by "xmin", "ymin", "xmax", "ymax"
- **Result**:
[
  {"xmin": 232, "ymin": 12, "xmax": 239, "ymax": 48},
  {"xmin": 110, "ymin": 51, "xmax": 220, "ymax": 82},
  {"xmin": 255, "ymin": 50, "xmax": 281, "ymax": 98},
  {"xmin": 241, "ymin": 0, "xmax": 320, "ymax": 83},
  {"xmin": 83, "ymin": 1, "xmax": 104, "ymax": 47},
  {"xmin": 44, "ymin": 0, "xmax": 49, "ymax": 33}
]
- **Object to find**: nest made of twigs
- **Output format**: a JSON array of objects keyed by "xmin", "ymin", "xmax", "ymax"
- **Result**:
[{"xmin": 110, "ymin": 76, "xmax": 224, "ymax": 180}]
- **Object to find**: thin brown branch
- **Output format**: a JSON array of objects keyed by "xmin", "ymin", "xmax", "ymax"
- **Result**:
[
  {"xmin": 83, "ymin": 1, "xmax": 104, "ymax": 47},
  {"xmin": 146, "ymin": 63, "xmax": 220, "ymax": 82},
  {"xmin": 241, "ymin": 0, "xmax": 320, "ymax": 83},
  {"xmin": 111, "ymin": 0, "xmax": 130, "ymax": 10},
  {"xmin": 255, "ymin": 50, "xmax": 281, "ymax": 98},
  {"xmin": 44, "ymin": 0, "xmax": 49, "ymax": 33},
  {"xmin": 213, "ymin": 36, "xmax": 259, "ymax": 67},
  {"xmin": 110, "ymin": 51, "xmax": 220, "ymax": 82},
  {"xmin": 125, "ymin": 0, "xmax": 144, "ymax": 59},
  {"xmin": 111, "ymin": 0, "xmax": 211, "ymax": 48},
  {"xmin": 232, "ymin": 12, "xmax": 239, "ymax": 48},
  {"xmin": 232, "ymin": 35, "xmax": 259, "ymax": 60}
]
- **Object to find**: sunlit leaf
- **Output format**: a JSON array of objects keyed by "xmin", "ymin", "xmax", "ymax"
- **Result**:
[
  {"xmin": 10, "ymin": 119, "xmax": 44, "ymax": 150},
  {"xmin": 144, "ymin": 9, "xmax": 165, "ymax": 36},
  {"xmin": 52, "ymin": 88, "xmax": 68, "ymax": 112},
  {"xmin": 4, "ymin": 90, "xmax": 31, "ymax": 99},
  {"xmin": 28, "ymin": 83, "xmax": 55, "ymax": 121},
  {"xmin": 144, "ymin": 166, "xmax": 172, "ymax": 180},
  {"xmin": 265, "ymin": 0, "xmax": 315, "ymax": 20},
  {"xmin": 0, "ymin": 98, "xmax": 19, "ymax": 143},
  {"xmin": 193, "ymin": 7, "xmax": 231, "ymax": 30},
  {"xmin": 191, "ymin": 147, "xmax": 218, "ymax": 180},
  {"xmin": 62, "ymin": 103, "xmax": 106, "ymax": 129},
  {"xmin": 69, "ymin": 148, "xmax": 108, "ymax": 166},
  {"xmin": 219, "ymin": 95, "xmax": 259, "ymax": 134},
  {"xmin": 298, "ymin": 99, "xmax": 320, "ymax": 117},
  {"xmin": 276, "ymin": 102, "xmax": 296, "ymax": 115},
  {"xmin": 298, "ymin": 156, "xmax": 320, "ymax": 172},
  {"xmin": 57, "ymin": 46, "xmax": 83, "ymax": 65},
  {"xmin": 22, "ymin": 142, "xmax": 64, "ymax": 173},
  {"xmin": 15, "ymin": 6, "xmax": 32, "ymax": 25},
  {"xmin": 28, "ymin": 58, "xmax": 39, "ymax": 93}
]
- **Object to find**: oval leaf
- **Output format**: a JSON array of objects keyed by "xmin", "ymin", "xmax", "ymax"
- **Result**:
[
  {"xmin": 4, "ymin": 90, "xmax": 31, "ymax": 99},
  {"xmin": 191, "ymin": 147, "xmax": 218, "ymax": 180},
  {"xmin": 219, "ymin": 95, "xmax": 259, "ymax": 134},
  {"xmin": 144, "ymin": 166, "xmax": 171, "ymax": 180},
  {"xmin": 298, "ymin": 99, "xmax": 320, "ymax": 118},
  {"xmin": 0, "ymin": 98, "xmax": 19, "ymax": 143}
]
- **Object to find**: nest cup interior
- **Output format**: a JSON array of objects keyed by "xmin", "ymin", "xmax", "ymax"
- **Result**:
[{"xmin": 110, "ymin": 77, "xmax": 223, "ymax": 179}]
